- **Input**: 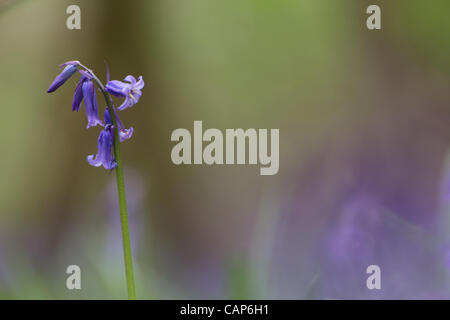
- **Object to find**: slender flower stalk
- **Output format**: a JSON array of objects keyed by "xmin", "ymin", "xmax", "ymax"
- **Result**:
[
  {"xmin": 47, "ymin": 61, "xmax": 144, "ymax": 299},
  {"xmin": 87, "ymin": 70, "xmax": 137, "ymax": 300}
]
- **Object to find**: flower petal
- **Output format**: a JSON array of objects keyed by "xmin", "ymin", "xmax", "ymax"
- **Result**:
[
  {"xmin": 113, "ymin": 107, "xmax": 133, "ymax": 142},
  {"xmin": 87, "ymin": 154, "xmax": 102, "ymax": 167},
  {"xmin": 105, "ymin": 80, "xmax": 131, "ymax": 97},
  {"xmin": 87, "ymin": 129, "xmax": 117, "ymax": 170},
  {"xmin": 117, "ymin": 96, "xmax": 133, "ymax": 111},
  {"xmin": 119, "ymin": 127, "xmax": 134, "ymax": 142},
  {"xmin": 82, "ymin": 80, "xmax": 103, "ymax": 128},
  {"xmin": 124, "ymin": 75, "xmax": 137, "ymax": 85},
  {"xmin": 135, "ymin": 76, "xmax": 144, "ymax": 90},
  {"xmin": 104, "ymin": 108, "xmax": 112, "ymax": 126},
  {"xmin": 72, "ymin": 75, "xmax": 87, "ymax": 111}
]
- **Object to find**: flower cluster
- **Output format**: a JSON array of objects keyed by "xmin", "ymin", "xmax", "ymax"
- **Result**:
[{"xmin": 47, "ymin": 61, "xmax": 144, "ymax": 170}]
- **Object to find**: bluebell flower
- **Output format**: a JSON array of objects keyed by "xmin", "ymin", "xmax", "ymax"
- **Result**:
[
  {"xmin": 87, "ymin": 120, "xmax": 117, "ymax": 170},
  {"xmin": 105, "ymin": 75, "xmax": 144, "ymax": 110},
  {"xmin": 47, "ymin": 61, "xmax": 143, "ymax": 171},
  {"xmin": 82, "ymin": 80, "xmax": 103, "ymax": 128},
  {"xmin": 115, "ymin": 110, "xmax": 134, "ymax": 142},
  {"xmin": 104, "ymin": 108, "xmax": 134, "ymax": 142},
  {"xmin": 47, "ymin": 63, "xmax": 78, "ymax": 93},
  {"xmin": 72, "ymin": 75, "xmax": 87, "ymax": 111}
]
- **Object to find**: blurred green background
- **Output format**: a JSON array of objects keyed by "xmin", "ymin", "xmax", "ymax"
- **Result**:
[{"xmin": 1, "ymin": 0, "xmax": 450, "ymax": 299}]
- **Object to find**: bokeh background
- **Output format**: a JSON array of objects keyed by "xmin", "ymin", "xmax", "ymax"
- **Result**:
[{"xmin": 1, "ymin": 0, "xmax": 450, "ymax": 299}]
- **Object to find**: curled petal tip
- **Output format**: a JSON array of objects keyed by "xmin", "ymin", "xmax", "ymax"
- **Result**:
[
  {"xmin": 135, "ymin": 76, "xmax": 145, "ymax": 90},
  {"xmin": 87, "ymin": 154, "xmax": 102, "ymax": 167},
  {"xmin": 86, "ymin": 120, "xmax": 104, "ymax": 129},
  {"xmin": 124, "ymin": 75, "xmax": 137, "ymax": 84},
  {"xmin": 119, "ymin": 127, "xmax": 134, "ymax": 142}
]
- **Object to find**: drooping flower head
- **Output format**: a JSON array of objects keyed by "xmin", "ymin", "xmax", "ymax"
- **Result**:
[
  {"xmin": 47, "ymin": 61, "xmax": 144, "ymax": 170},
  {"xmin": 46, "ymin": 62, "xmax": 78, "ymax": 93},
  {"xmin": 106, "ymin": 75, "xmax": 144, "ymax": 110},
  {"xmin": 87, "ymin": 111, "xmax": 117, "ymax": 170},
  {"xmin": 82, "ymin": 80, "xmax": 103, "ymax": 128},
  {"xmin": 72, "ymin": 75, "xmax": 87, "ymax": 111}
]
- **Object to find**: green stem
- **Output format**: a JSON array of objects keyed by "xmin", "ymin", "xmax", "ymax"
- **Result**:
[{"xmin": 88, "ymin": 70, "xmax": 137, "ymax": 300}]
